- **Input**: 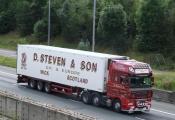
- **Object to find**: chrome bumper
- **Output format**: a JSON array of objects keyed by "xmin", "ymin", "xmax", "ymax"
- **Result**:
[{"xmin": 123, "ymin": 105, "xmax": 151, "ymax": 113}]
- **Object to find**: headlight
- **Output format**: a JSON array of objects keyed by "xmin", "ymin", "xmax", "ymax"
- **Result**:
[{"xmin": 129, "ymin": 67, "xmax": 135, "ymax": 73}]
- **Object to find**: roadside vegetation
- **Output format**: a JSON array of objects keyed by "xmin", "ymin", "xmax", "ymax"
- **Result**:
[
  {"xmin": 154, "ymin": 70, "xmax": 175, "ymax": 91},
  {"xmin": 0, "ymin": 32, "xmax": 78, "ymax": 50},
  {"xmin": 0, "ymin": 56, "xmax": 16, "ymax": 68},
  {"xmin": 0, "ymin": 0, "xmax": 174, "ymax": 91},
  {"xmin": 0, "ymin": 0, "xmax": 174, "ymax": 57},
  {"xmin": 0, "ymin": 32, "xmax": 29, "ymax": 50}
]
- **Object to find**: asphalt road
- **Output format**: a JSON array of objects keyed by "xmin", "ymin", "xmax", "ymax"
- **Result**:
[
  {"xmin": 0, "ymin": 65, "xmax": 175, "ymax": 120},
  {"xmin": 0, "ymin": 49, "xmax": 16, "ymax": 58}
]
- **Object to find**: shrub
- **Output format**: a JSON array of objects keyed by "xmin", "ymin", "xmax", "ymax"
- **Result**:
[
  {"xmin": 34, "ymin": 19, "xmax": 48, "ymax": 42},
  {"xmin": 77, "ymin": 39, "xmax": 90, "ymax": 51}
]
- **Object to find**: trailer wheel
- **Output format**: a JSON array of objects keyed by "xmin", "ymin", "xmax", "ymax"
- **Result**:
[
  {"xmin": 81, "ymin": 92, "xmax": 91, "ymax": 104},
  {"xmin": 44, "ymin": 82, "xmax": 51, "ymax": 93},
  {"xmin": 37, "ymin": 81, "xmax": 44, "ymax": 91},
  {"xmin": 92, "ymin": 93, "xmax": 101, "ymax": 107},
  {"xmin": 112, "ymin": 99, "xmax": 121, "ymax": 112},
  {"xmin": 29, "ymin": 79, "xmax": 37, "ymax": 89}
]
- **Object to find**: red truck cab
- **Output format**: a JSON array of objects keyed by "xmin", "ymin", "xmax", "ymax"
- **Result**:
[{"xmin": 107, "ymin": 59, "xmax": 153, "ymax": 113}]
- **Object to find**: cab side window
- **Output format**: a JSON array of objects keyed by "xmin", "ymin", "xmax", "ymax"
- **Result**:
[{"xmin": 120, "ymin": 77, "xmax": 128, "ymax": 85}]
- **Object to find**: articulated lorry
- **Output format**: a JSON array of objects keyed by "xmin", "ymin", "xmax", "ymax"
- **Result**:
[{"xmin": 17, "ymin": 45, "xmax": 154, "ymax": 113}]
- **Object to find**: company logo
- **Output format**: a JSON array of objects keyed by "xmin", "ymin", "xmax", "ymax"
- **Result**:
[{"xmin": 21, "ymin": 53, "xmax": 27, "ymax": 69}]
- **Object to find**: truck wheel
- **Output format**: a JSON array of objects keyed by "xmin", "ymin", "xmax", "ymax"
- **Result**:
[
  {"xmin": 44, "ymin": 82, "xmax": 51, "ymax": 93},
  {"xmin": 81, "ymin": 92, "xmax": 91, "ymax": 104},
  {"xmin": 29, "ymin": 79, "xmax": 37, "ymax": 89},
  {"xmin": 112, "ymin": 99, "xmax": 121, "ymax": 112},
  {"xmin": 92, "ymin": 93, "xmax": 101, "ymax": 107},
  {"xmin": 37, "ymin": 81, "xmax": 44, "ymax": 91}
]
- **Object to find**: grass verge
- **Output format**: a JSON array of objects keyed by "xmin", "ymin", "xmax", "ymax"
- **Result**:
[
  {"xmin": 0, "ymin": 56, "xmax": 16, "ymax": 68},
  {"xmin": 154, "ymin": 70, "xmax": 175, "ymax": 91},
  {"xmin": 0, "ymin": 32, "xmax": 29, "ymax": 50},
  {"xmin": 0, "ymin": 32, "xmax": 78, "ymax": 50}
]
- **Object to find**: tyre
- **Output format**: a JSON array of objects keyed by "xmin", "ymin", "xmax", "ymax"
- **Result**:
[
  {"xmin": 44, "ymin": 82, "xmax": 51, "ymax": 93},
  {"xmin": 112, "ymin": 99, "xmax": 121, "ymax": 112},
  {"xmin": 29, "ymin": 79, "xmax": 37, "ymax": 89},
  {"xmin": 92, "ymin": 93, "xmax": 101, "ymax": 107},
  {"xmin": 37, "ymin": 81, "xmax": 44, "ymax": 91},
  {"xmin": 81, "ymin": 92, "xmax": 91, "ymax": 104}
]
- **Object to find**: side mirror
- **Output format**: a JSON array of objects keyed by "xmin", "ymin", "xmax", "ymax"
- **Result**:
[{"xmin": 151, "ymin": 77, "xmax": 154, "ymax": 87}]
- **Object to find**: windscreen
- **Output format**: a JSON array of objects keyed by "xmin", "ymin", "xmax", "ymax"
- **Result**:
[{"xmin": 130, "ymin": 77, "xmax": 151, "ymax": 88}]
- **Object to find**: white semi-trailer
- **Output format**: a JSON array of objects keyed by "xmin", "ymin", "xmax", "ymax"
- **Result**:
[{"xmin": 17, "ymin": 45, "xmax": 153, "ymax": 113}]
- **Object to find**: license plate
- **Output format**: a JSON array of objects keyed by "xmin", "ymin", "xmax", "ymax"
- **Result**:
[{"xmin": 137, "ymin": 101, "xmax": 145, "ymax": 107}]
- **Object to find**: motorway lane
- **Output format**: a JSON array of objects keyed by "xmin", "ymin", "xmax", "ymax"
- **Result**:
[
  {"xmin": 0, "ymin": 66, "xmax": 175, "ymax": 120},
  {"xmin": 0, "ymin": 77, "xmax": 135, "ymax": 120},
  {"xmin": 0, "ymin": 49, "xmax": 16, "ymax": 58}
]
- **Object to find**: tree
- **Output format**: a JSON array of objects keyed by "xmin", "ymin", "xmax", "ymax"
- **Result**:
[
  {"xmin": 118, "ymin": 0, "xmax": 139, "ymax": 47},
  {"xmin": 16, "ymin": 0, "xmax": 47, "ymax": 36},
  {"xmin": 30, "ymin": 0, "xmax": 47, "ymax": 24},
  {"xmin": 34, "ymin": 19, "xmax": 48, "ymax": 41},
  {"xmin": 0, "ymin": 10, "xmax": 16, "ymax": 34},
  {"xmin": 166, "ymin": 0, "xmax": 175, "ymax": 60},
  {"xmin": 136, "ymin": 0, "xmax": 169, "ymax": 53},
  {"xmin": 0, "ymin": 0, "xmax": 16, "ymax": 34},
  {"xmin": 0, "ymin": 0, "xmax": 11, "ymax": 12},
  {"xmin": 15, "ymin": 1, "xmax": 34, "ymax": 36},
  {"xmin": 97, "ymin": 4, "xmax": 128, "ymax": 53},
  {"xmin": 100, "ymin": 0, "xmax": 140, "ymax": 49},
  {"xmin": 59, "ymin": 0, "xmax": 93, "ymax": 42},
  {"xmin": 46, "ymin": 0, "xmax": 62, "ymax": 37}
]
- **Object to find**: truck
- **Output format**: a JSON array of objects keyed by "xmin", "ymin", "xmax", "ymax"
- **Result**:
[{"xmin": 17, "ymin": 45, "xmax": 154, "ymax": 113}]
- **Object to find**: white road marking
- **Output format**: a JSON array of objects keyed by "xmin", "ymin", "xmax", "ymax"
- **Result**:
[
  {"xmin": 0, "ymin": 76, "xmax": 16, "ymax": 84},
  {"xmin": 0, "ymin": 71, "xmax": 17, "ymax": 84},
  {"xmin": 0, "ymin": 49, "xmax": 16, "ymax": 58},
  {"xmin": 151, "ymin": 108, "xmax": 175, "ymax": 116},
  {"xmin": 0, "ymin": 49, "xmax": 16, "ymax": 54},
  {"xmin": 0, "ymin": 71, "xmax": 17, "ymax": 78},
  {"xmin": 71, "ymin": 99, "xmax": 81, "ymax": 103},
  {"xmin": 135, "ymin": 117, "xmax": 146, "ymax": 120}
]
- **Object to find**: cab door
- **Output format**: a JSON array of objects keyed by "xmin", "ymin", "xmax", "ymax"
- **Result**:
[
  {"xmin": 107, "ymin": 68, "xmax": 121, "ymax": 98},
  {"xmin": 107, "ymin": 68, "xmax": 128, "ymax": 98}
]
